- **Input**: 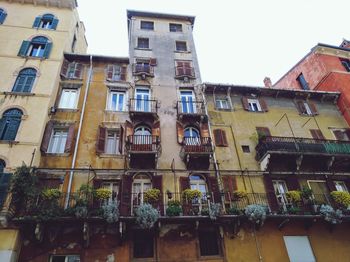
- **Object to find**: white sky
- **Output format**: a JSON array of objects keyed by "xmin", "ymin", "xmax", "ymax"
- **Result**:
[{"xmin": 78, "ymin": 0, "xmax": 350, "ymax": 86}]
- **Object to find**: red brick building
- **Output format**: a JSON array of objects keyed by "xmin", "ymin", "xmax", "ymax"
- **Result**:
[{"xmin": 273, "ymin": 40, "xmax": 350, "ymax": 125}]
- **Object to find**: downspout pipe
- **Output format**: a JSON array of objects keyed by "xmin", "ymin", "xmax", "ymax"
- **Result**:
[{"xmin": 65, "ymin": 55, "xmax": 93, "ymax": 208}]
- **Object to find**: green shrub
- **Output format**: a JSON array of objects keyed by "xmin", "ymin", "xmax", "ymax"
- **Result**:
[
  {"xmin": 330, "ymin": 191, "xmax": 350, "ymax": 208},
  {"xmin": 227, "ymin": 207, "xmax": 241, "ymax": 215},
  {"xmin": 166, "ymin": 205, "xmax": 182, "ymax": 216}
]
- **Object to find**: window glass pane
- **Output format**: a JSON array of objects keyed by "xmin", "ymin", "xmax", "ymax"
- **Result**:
[
  {"xmin": 48, "ymin": 129, "xmax": 67, "ymax": 153},
  {"xmin": 283, "ymin": 236, "xmax": 315, "ymax": 262}
]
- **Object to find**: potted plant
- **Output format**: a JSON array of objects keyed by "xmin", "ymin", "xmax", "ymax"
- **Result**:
[
  {"xmin": 182, "ymin": 189, "xmax": 202, "ymax": 202},
  {"xmin": 135, "ymin": 203, "xmax": 159, "ymax": 229},
  {"xmin": 245, "ymin": 204, "xmax": 267, "ymax": 227},
  {"xmin": 182, "ymin": 189, "xmax": 202, "ymax": 215},
  {"xmin": 166, "ymin": 200, "xmax": 182, "ymax": 216},
  {"xmin": 330, "ymin": 191, "xmax": 350, "ymax": 209},
  {"xmin": 144, "ymin": 188, "xmax": 161, "ymax": 203},
  {"xmin": 286, "ymin": 190, "xmax": 302, "ymax": 213},
  {"xmin": 320, "ymin": 204, "xmax": 342, "ymax": 224},
  {"xmin": 94, "ymin": 188, "xmax": 112, "ymax": 201}
]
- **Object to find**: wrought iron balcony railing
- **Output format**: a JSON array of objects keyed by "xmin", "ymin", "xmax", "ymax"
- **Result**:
[
  {"xmin": 176, "ymin": 101, "xmax": 205, "ymax": 116},
  {"xmin": 132, "ymin": 63, "xmax": 154, "ymax": 76},
  {"xmin": 129, "ymin": 98, "xmax": 158, "ymax": 114},
  {"xmin": 126, "ymin": 135, "xmax": 160, "ymax": 153},
  {"xmin": 182, "ymin": 137, "xmax": 213, "ymax": 154},
  {"xmin": 256, "ymin": 136, "xmax": 350, "ymax": 161}
]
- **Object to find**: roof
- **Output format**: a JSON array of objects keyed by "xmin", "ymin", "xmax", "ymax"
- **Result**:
[
  {"xmin": 203, "ymin": 82, "xmax": 340, "ymax": 101},
  {"xmin": 0, "ymin": 0, "xmax": 78, "ymax": 8},
  {"xmin": 127, "ymin": 10, "xmax": 195, "ymax": 26},
  {"xmin": 64, "ymin": 53, "xmax": 129, "ymax": 64}
]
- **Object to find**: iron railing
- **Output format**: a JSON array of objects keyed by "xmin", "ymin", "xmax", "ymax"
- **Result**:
[
  {"xmin": 256, "ymin": 136, "xmax": 350, "ymax": 160},
  {"xmin": 177, "ymin": 101, "xmax": 205, "ymax": 116},
  {"xmin": 129, "ymin": 98, "xmax": 158, "ymax": 114},
  {"xmin": 182, "ymin": 137, "xmax": 213, "ymax": 154},
  {"xmin": 132, "ymin": 63, "xmax": 154, "ymax": 76},
  {"xmin": 126, "ymin": 135, "xmax": 160, "ymax": 152}
]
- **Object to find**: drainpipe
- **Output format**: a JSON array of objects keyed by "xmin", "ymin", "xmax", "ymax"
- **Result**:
[{"xmin": 65, "ymin": 55, "xmax": 93, "ymax": 208}]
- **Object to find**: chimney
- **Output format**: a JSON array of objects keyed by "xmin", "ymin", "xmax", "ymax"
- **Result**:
[
  {"xmin": 340, "ymin": 39, "xmax": 350, "ymax": 49},
  {"xmin": 263, "ymin": 77, "xmax": 272, "ymax": 88}
]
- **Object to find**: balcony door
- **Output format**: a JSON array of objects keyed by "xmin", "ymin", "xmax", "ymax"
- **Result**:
[
  {"xmin": 272, "ymin": 180, "xmax": 289, "ymax": 210},
  {"xmin": 132, "ymin": 174, "xmax": 152, "ymax": 208},
  {"xmin": 190, "ymin": 175, "xmax": 208, "ymax": 204},
  {"xmin": 307, "ymin": 180, "xmax": 330, "ymax": 205},
  {"xmin": 180, "ymin": 90, "xmax": 196, "ymax": 113},
  {"xmin": 101, "ymin": 182, "xmax": 119, "ymax": 205},
  {"xmin": 135, "ymin": 88, "xmax": 150, "ymax": 112},
  {"xmin": 184, "ymin": 127, "xmax": 200, "ymax": 145}
]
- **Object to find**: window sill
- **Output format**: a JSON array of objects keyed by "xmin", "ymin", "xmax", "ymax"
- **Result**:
[
  {"xmin": 198, "ymin": 255, "xmax": 223, "ymax": 261},
  {"xmin": 98, "ymin": 153, "xmax": 124, "ymax": 158},
  {"xmin": 215, "ymin": 108, "xmax": 232, "ymax": 112},
  {"xmin": 20, "ymin": 56, "xmax": 46, "ymax": 61},
  {"xmin": 174, "ymin": 50, "xmax": 191, "ymax": 54},
  {"xmin": 56, "ymin": 108, "xmax": 79, "ymax": 112},
  {"xmin": 0, "ymin": 140, "xmax": 19, "ymax": 146},
  {"xmin": 43, "ymin": 153, "xmax": 70, "ymax": 157},
  {"xmin": 104, "ymin": 109, "xmax": 128, "ymax": 113},
  {"xmin": 33, "ymin": 27, "xmax": 55, "ymax": 31},
  {"xmin": 2, "ymin": 92, "xmax": 35, "ymax": 96},
  {"xmin": 134, "ymin": 47, "xmax": 152, "ymax": 51}
]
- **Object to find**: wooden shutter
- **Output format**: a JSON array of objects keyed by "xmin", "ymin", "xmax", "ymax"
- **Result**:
[
  {"xmin": 241, "ymin": 97, "xmax": 249, "ymax": 111},
  {"xmin": 120, "ymin": 175, "xmax": 133, "ymax": 216},
  {"xmin": 0, "ymin": 173, "xmax": 11, "ymax": 208},
  {"xmin": 0, "ymin": 118, "xmax": 6, "ymax": 139},
  {"xmin": 0, "ymin": 11, "xmax": 7, "ymax": 24},
  {"xmin": 32, "ymin": 16, "xmax": 41, "ymax": 28},
  {"xmin": 179, "ymin": 176, "xmax": 190, "ymax": 191},
  {"xmin": 208, "ymin": 176, "xmax": 221, "ymax": 203},
  {"xmin": 23, "ymin": 75, "xmax": 35, "ymax": 93},
  {"xmin": 326, "ymin": 177, "xmax": 337, "ymax": 192},
  {"xmin": 106, "ymin": 65, "xmax": 114, "ymax": 81},
  {"xmin": 222, "ymin": 175, "xmax": 237, "ymax": 202},
  {"xmin": 5, "ymin": 118, "xmax": 20, "ymax": 141},
  {"xmin": 64, "ymin": 124, "xmax": 75, "ymax": 153},
  {"xmin": 119, "ymin": 125, "xmax": 124, "ymax": 154},
  {"xmin": 96, "ymin": 126, "xmax": 106, "ymax": 154},
  {"xmin": 296, "ymin": 101, "xmax": 307, "ymax": 115},
  {"xmin": 285, "ymin": 176, "xmax": 300, "ymax": 191},
  {"xmin": 214, "ymin": 129, "xmax": 228, "ymax": 147},
  {"xmin": 176, "ymin": 61, "xmax": 184, "ymax": 76},
  {"xmin": 310, "ymin": 129, "xmax": 325, "ymax": 140},
  {"xmin": 74, "ymin": 63, "xmax": 83, "ymax": 79},
  {"xmin": 43, "ymin": 42, "xmax": 52, "ymax": 59},
  {"xmin": 259, "ymin": 98, "xmax": 268, "ymax": 112},
  {"xmin": 176, "ymin": 121, "xmax": 184, "ymax": 144},
  {"xmin": 263, "ymin": 174, "xmax": 279, "ymax": 212},
  {"xmin": 51, "ymin": 18, "xmax": 59, "ymax": 30},
  {"xmin": 61, "ymin": 60, "xmax": 69, "ymax": 77},
  {"xmin": 150, "ymin": 58, "xmax": 157, "ymax": 66},
  {"xmin": 256, "ymin": 127, "xmax": 271, "ymax": 138},
  {"xmin": 41, "ymin": 121, "xmax": 54, "ymax": 153},
  {"xmin": 152, "ymin": 175, "xmax": 163, "ymax": 215},
  {"xmin": 152, "ymin": 120, "xmax": 161, "ymax": 142},
  {"xmin": 18, "ymin": 41, "xmax": 30, "ymax": 57},
  {"xmin": 309, "ymin": 102, "xmax": 318, "ymax": 115},
  {"xmin": 120, "ymin": 66, "xmax": 127, "ymax": 81}
]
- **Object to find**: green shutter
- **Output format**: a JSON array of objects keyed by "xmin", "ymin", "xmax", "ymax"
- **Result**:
[
  {"xmin": 32, "ymin": 16, "xmax": 41, "ymax": 28},
  {"xmin": 43, "ymin": 42, "xmax": 52, "ymax": 59},
  {"xmin": 0, "ymin": 173, "xmax": 11, "ymax": 209},
  {"xmin": 3, "ymin": 118, "xmax": 20, "ymax": 141},
  {"xmin": 0, "ymin": 118, "xmax": 6, "ymax": 140},
  {"xmin": 51, "ymin": 18, "xmax": 59, "ymax": 30},
  {"xmin": 12, "ymin": 76, "xmax": 25, "ymax": 92},
  {"xmin": 23, "ymin": 76, "xmax": 35, "ymax": 92},
  {"xmin": 18, "ymin": 41, "xmax": 30, "ymax": 57},
  {"xmin": 0, "ymin": 12, "xmax": 7, "ymax": 24}
]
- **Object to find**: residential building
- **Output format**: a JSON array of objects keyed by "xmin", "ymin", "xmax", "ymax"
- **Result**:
[{"xmin": 0, "ymin": 0, "xmax": 87, "ymax": 260}]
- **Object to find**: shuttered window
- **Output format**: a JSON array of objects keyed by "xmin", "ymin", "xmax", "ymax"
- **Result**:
[
  {"xmin": 340, "ymin": 58, "xmax": 350, "ymax": 72},
  {"xmin": 33, "ymin": 14, "xmax": 58, "ymax": 30},
  {"xmin": 296, "ymin": 101, "xmax": 318, "ymax": 116},
  {"xmin": 41, "ymin": 122, "xmax": 74, "ymax": 154},
  {"xmin": 175, "ymin": 60, "xmax": 194, "ymax": 78},
  {"xmin": 18, "ymin": 36, "xmax": 52, "ymax": 59},
  {"xmin": 242, "ymin": 97, "xmax": 268, "ymax": 112},
  {"xmin": 106, "ymin": 64, "xmax": 127, "ymax": 81},
  {"xmin": 213, "ymin": 129, "xmax": 228, "ymax": 146},
  {"xmin": 60, "ymin": 61, "xmax": 83, "ymax": 79},
  {"xmin": 12, "ymin": 68, "xmax": 36, "ymax": 93},
  {"xmin": 332, "ymin": 129, "xmax": 350, "ymax": 141},
  {"xmin": 0, "ymin": 8, "xmax": 7, "ymax": 24},
  {"xmin": 310, "ymin": 129, "xmax": 325, "ymax": 140},
  {"xmin": 0, "ymin": 109, "xmax": 22, "ymax": 141},
  {"xmin": 96, "ymin": 126, "xmax": 123, "ymax": 155}
]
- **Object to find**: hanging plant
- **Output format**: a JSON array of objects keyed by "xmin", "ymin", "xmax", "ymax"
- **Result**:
[
  {"xmin": 94, "ymin": 188, "xmax": 112, "ymax": 201},
  {"xmin": 144, "ymin": 188, "xmax": 160, "ymax": 203},
  {"xmin": 182, "ymin": 189, "xmax": 202, "ymax": 201},
  {"xmin": 135, "ymin": 203, "xmax": 159, "ymax": 229},
  {"xmin": 286, "ymin": 190, "xmax": 302, "ymax": 203},
  {"xmin": 245, "ymin": 204, "xmax": 267, "ymax": 226},
  {"xmin": 330, "ymin": 191, "xmax": 350, "ymax": 208},
  {"xmin": 102, "ymin": 201, "xmax": 119, "ymax": 223},
  {"xmin": 320, "ymin": 204, "xmax": 342, "ymax": 224}
]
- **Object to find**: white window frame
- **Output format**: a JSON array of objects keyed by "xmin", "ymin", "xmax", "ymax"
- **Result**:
[
  {"xmin": 283, "ymin": 236, "xmax": 316, "ymax": 262},
  {"xmin": 101, "ymin": 182, "xmax": 119, "ymax": 204},
  {"xmin": 132, "ymin": 175, "xmax": 152, "ymax": 207},
  {"xmin": 107, "ymin": 90, "xmax": 126, "ymax": 111},
  {"xmin": 216, "ymin": 98, "xmax": 230, "ymax": 110},
  {"xmin": 190, "ymin": 175, "xmax": 208, "ymax": 204},
  {"xmin": 105, "ymin": 129, "xmax": 120, "ymax": 155},
  {"xmin": 272, "ymin": 180, "xmax": 289, "ymax": 210},
  {"xmin": 247, "ymin": 98, "xmax": 262, "ymax": 112},
  {"xmin": 58, "ymin": 88, "xmax": 79, "ymax": 109},
  {"xmin": 47, "ymin": 128, "xmax": 68, "ymax": 154},
  {"xmin": 334, "ymin": 181, "xmax": 348, "ymax": 192},
  {"xmin": 111, "ymin": 65, "xmax": 121, "ymax": 81}
]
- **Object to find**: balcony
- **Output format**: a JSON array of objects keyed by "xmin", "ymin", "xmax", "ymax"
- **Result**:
[
  {"xmin": 175, "ymin": 66, "xmax": 195, "ymax": 80},
  {"xmin": 128, "ymin": 98, "xmax": 158, "ymax": 120},
  {"xmin": 180, "ymin": 137, "xmax": 213, "ymax": 170},
  {"xmin": 132, "ymin": 63, "xmax": 154, "ymax": 77},
  {"xmin": 126, "ymin": 135, "xmax": 161, "ymax": 169},
  {"xmin": 256, "ymin": 136, "xmax": 350, "ymax": 171},
  {"xmin": 176, "ymin": 101, "xmax": 206, "ymax": 121}
]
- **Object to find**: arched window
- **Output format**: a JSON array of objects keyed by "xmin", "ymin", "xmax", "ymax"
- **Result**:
[
  {"xmin": 132, "ymin": 174, "xmax": 152, "ymax": 206},
  {"xmin": 12, "ymin": 68, "xmax": 36, "ymax": 93},
  {"xmin": 33, "ymin": 13, "xmax": 58, "ymax": 30},
  {"xmin": 134, "ymin": 125, "xmax": 152, "ymax": 145},
  {"xmin": 0, "ymin": 8, "xmax": 7, "ymax": 24},
  {"xmin": 0, "ymin": 109, "xmax": 23, "ymax": 141},
  {"xmin": 190, "ymin": 175, "xmax": 208, "ymax": 203},
  {"xmin": 18, "ymin": 36, "xmax": 52, "ymax": 59},
  {"xmin": 184, "ymin": 126, "xmax": 200, "ymax": 145}
]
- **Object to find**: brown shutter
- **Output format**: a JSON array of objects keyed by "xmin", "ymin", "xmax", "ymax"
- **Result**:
[
  {"xmin": 60, "ymin": 59, "xmax": 69, "ymax": 77},
  {"xmin": 179, "ymin": 176, "xmax": 190, "ymax": 191},
  {"xmin": 119, "ymin": 125, "xmax": 124, "ymax": 154},
  {"xmin": 309, "ymin": 102, "xmax": 319, "ymax": 115},
  {"xmin": 208, "ymin": 176, "xmax": 221, "ymax": 203},
  {"xmin": 222, "ymin": 176, "xmax": 237, "ymax": 202},
  {"xmin": 326, "ymin": 177, "xmax": 337, "ymax": 192},
  {"xmin": 120, "ymin": 66, "xmax": 127, "ymax": 81},
  {"xmin": 241, "ymin": 97, "xmax": 249, "ymax": 111},
  {"xmin": 213, "ymin": 129, "xmax": 222, "ymax": 146},
  {"xmin": 285, "ymin": 176, "xmax": 300, "ymax": 191},
  {"xmin": 310, "ymin": 129, "xmax": 325, "ymax": 140},
  {"xmin": 106, "ymin": 65, "xmax": 114, "ymax": 81},
  {"xmin": 200, "ymin": 122, "xmax": 210, "ymax": 138},
  {"xmin": 125, "ymin": 120, "xmax": 133, "ymax": 141},
  {"xmin": 152, "ymin": 175, "xmax": 163, "ymax": 215},
  {"xmin": 176, "ymin": 121, "xmax": 184, "ymax": 144},
  {"xmin": 152, "ymin": 120, "xmax": 161, "ymax": 142},
  {"xmin": 259, "ymin": 98, "xmax": 268, "ymax": 112},
  {"xmin": 120, "ymin": 175, "xmax": 133, "ymax": 216},
  {"xmin": 263, "ymin": 174, "xmax": 279, "ymax": 213},
  {"xmin": 40, "ymin": 121, "xmax": 54, "ymax": 153},
  {"xmin": 74, "ymin": 63, "xmax": 83, "ymax": 79},
  {"xmin": 296, "ymin": 101, "xmax": 307, "ymax": 114},
  {"xmin": 64, "ymin": 124, "xmax": 75, "ymax": 153},
  {"xmin": 150, "ymin": 58, "xmax": 157, "ymax": 66},
  {"xmin": 96, "ymin": 126, "xmax": 106, "ymax": 154}
]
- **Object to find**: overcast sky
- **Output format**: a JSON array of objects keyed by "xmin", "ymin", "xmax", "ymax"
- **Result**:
[{"xmin": 78, "ymin": 0, "xmax": 350, "ymax": 86}]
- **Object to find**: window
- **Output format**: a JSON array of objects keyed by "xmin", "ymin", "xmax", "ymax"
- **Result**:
[
  {"xmin": 49, "ymin": 255, "xmax": 80, "ymax": 262},
  {"xmin": 340, "ymin": 58, "xmax": 350, "ymax": 72},
  {"xmin": 169, "ymin": 23, "xmax": 182, "ymax": 32},
  {"xmin": 133, "ymin": 59, "xmax": 157, "ymax": 75},
  {"xmin": 0, "ymin": 8, "xmax": 7, "ymax": 24},
  {"xmin": 137, "ymin": 38, "xmax": 149, "ymax": 49},
  {"xmin": 106, "ymin": 64, "xmax": 126, "ymax": 81},
  {"xmin": 198, "ymin": 229, "xmax": 220, "ymax": 257},
  {"xmin": 310, "ymin": 129, "xmax": 325, "ymax": 140},
  {"xmin": 132, "ymin": 174, "xmax": 152, "ymax": 207},
  {"xmin": 0, "ymin": 109, "xmax": 22, "ymax": 141},
  {"xmin": 108, "ymin": 91, "xmax": 125, "ymax": 111},
  {"xmin": 247, "ymin": 98, "xmax": 261, "ymax": 112},
  {"xmin": 190, "ymin": 175, "xmax": 208, "ymax": 203},
  {"xmin": 33, "ymin": 14, "xmax": 58, "ymax": 30},
  {"xmin": 105, "ymin": 130, "xmax": 120, "ymax": 154},
  {"xmin": 140, "ymin": 21, "xmax": 154, "ymax": 30},
  {"xmin": 134, "ymin": 88, "xmax": 150, "ymax": 112},
  {"xmin": 213, "ymin": 129, "xmax": 228, "ymax": 147},
  {"xmin": 60, "ymin": 60, "xmax": 83, "ymax": 79},
  {"xmin": 283, "ymin": 236, "xmax": 315, "ymax": 262},
  {"xmin": 215, "ymin": 98, "xmax": 230, "ymax": 110},
  {"xmin": 332, "ymin": 129, "xmax": 350, "ymax": 141},
  {"xmin": 58, "ymin": 89, "xmax": 78, "ymax": 109},
  {"xmin": 296, "ymin": 101, "xmax": 318, "ymax": 116},
  {"xmin": 184, "ymin": 126, "xmax": 200, "ymax": 145},
  {"xmin": 296, "ymin": 73, "xmax": 309, "ymax": 90},
  {"xmin": 242, "ymin": 97, "xmax": 268, "ymax": 112},
  {"xmin": 241, "ymin": 145, "xmax": 250, "ymax": 153},
  {"xmin": 133, "ymin": 230, "xmax": 154, "ymax": 258},
  {"xmin": 272, "ymin": 180, "xmax": 289, "ymax": 209},
  {"xmin": 176, "ymin": 41, "xmax": 187, "ymax": 52},
  {"xmin": 18, "ymin": 36, "xmax": 52, "ymax": 59},
  {"xmin": 175, "ymin": 60, "xmax": 194, "ymax": 78},
  {"xmin": 307, "ymin": 180, "xmax": 329, "ymax": 205},
  {"xmin": 100, "ymin": 182, "xmax": 119, "ymax": 204},
  {"xmin": 48, "ymin": 129, "xmax": 68, "ymax": 154},
  {"xmin": 12, "ymin": 68, "xmax": 37, "ymax": 93},
  {"xmin": 334, "ymin": 181, "xmax": 348, "ymax": 192},
  {"xmin": 180, "ymin": 90, "xmax": 196, "ymax": 113},
  {"xmin": 71, "ymin": 34, "xmax": 77, "ymax": 52}
]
